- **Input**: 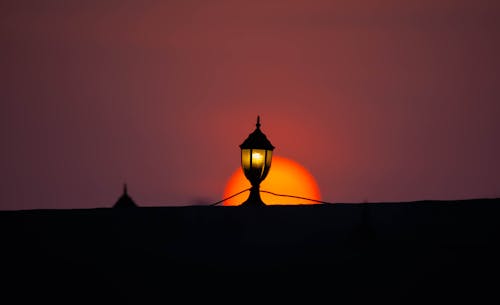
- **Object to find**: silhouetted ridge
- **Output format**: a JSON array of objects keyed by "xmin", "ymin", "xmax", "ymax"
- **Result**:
[
  {"xmin": 1, "ymin": 198, "xmax": 500, "ymax": 303},
  {"xmin": 113, "ymin": 184, "xmax": 137, "ymax": 208}
]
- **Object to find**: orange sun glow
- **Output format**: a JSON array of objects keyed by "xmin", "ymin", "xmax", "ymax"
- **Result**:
[{"xmin": 223, "ymin": 156, "xmax": 322, "ymax": 206}]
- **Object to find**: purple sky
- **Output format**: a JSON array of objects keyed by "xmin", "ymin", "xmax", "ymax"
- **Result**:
[{"xmin": 1, "ymin": 0, "xmax": 499, "ymax": 210}]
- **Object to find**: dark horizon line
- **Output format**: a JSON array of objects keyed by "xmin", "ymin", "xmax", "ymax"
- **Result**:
[{"xmin": 1, "ymin": 196, "xmax": 499, "ymax": 212}]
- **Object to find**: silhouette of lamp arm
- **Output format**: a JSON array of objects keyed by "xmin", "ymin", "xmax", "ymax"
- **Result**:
[{"xmin": 239, "ymin": 116, "xmax": 275, "ymax": 206}]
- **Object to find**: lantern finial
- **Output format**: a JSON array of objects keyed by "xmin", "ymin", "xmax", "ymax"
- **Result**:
[{"xmin": 256, "ymin": 116, "xmax": 261, "ymax": 129}]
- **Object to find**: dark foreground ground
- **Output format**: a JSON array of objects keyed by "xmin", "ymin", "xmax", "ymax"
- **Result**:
[{"xmin": 1, "ymin": 199, "xmax": 499, "ymax": 303}]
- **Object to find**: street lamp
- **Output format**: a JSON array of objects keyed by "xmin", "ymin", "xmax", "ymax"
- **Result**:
[{"xmin": 240, "ymin": 116, "xmax": 275, "ymax": 206}]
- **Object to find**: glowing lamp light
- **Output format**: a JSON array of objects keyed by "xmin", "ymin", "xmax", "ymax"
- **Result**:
[{"xmin": 239, "ymin": 116, "xmax": 275, "ymax": 206}]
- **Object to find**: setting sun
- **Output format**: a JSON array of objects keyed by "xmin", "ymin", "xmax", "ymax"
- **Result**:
[{"xmin": 223, "ymin": 156, "xmax": 322, "ymax": 206}]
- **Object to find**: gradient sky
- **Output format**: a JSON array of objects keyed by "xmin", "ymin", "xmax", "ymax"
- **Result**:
[{"xmin": 1, "ymin": 0, "xmax": 499, "ymax": 210}]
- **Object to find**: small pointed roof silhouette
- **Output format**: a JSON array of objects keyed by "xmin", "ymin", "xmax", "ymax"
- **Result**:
[{"xmin": 113, "ymin": 184, "xmax": 138, "ymax": 208}]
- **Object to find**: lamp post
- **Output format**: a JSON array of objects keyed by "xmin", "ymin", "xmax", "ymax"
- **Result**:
[{"xmin": 240, "ymin": 116, "xmax": 275, "ymax": 206}]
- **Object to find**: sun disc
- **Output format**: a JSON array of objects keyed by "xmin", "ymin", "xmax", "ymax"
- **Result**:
[{"xmin": 223, "ymin": 156, "xmax": 322, "ymax": 206}]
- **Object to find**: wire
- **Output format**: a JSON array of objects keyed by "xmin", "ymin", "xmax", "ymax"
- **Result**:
[
  {"xmin": 260, "ymin": 189, "xmax": 334, "ymax": 205},
  {"xmin": 209, "ymin": 188, "xmax": 251, "ymax": 206},
  {"xmin": 207, "ymin": 188, "xmax": 335, "ymax": 206}
]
